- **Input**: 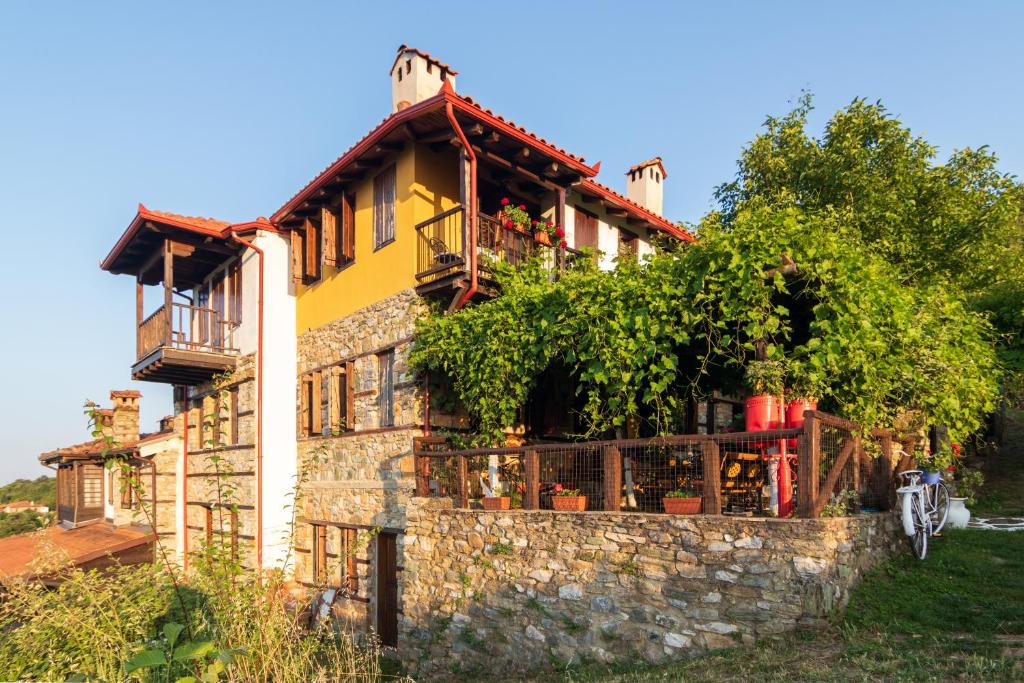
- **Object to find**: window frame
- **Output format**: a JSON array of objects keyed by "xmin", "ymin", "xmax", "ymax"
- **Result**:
[{"xmin": 373, "ymin": 164, "xmax": 397, "ymax": 250}]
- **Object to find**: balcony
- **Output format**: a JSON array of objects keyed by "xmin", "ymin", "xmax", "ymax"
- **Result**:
[
  {"xmin": 133, "ymin": 302, "xmax": 238, "ymax": 384},
  {"xmin": 415, "ymin": 207, "xmax": 581, "ymax": 301}
]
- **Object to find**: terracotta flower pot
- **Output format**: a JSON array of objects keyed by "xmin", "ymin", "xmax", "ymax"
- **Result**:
[
  {"xmin": 552, "ymin": 495, "xmax": 587, "ymax": 512},
  {"xmin": 663, "ymin": 496, "xmax": 702, "ymax": 514},
  {"xmin": 482, "ymin": 496, "xmax": 511, "ymax": 511},
  {"xmin": 534, "ymin": 230, "xmax": 552, "ymax": 246}
]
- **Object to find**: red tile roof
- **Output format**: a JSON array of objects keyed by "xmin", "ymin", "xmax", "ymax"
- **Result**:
[
  {"xmin": 138, "ymin": 204, "xmax": 231, "ymax": 233},
  {"xmin": 271, "ymin": 86, "xmax": 600, "ymax": 223},
  {"xmin": 391, "ymin": 45, "xmax": 458, "ymax": 76},
  {"xmin": 578, "ymin": 178, "xmax": 694, "ymax": 242},
  {"xmin": 110, "ymin": 389, "xmax": 142, "ymax": 399},
  {"xmin": 628, "ymin": 157, "xmax": 667, "ymax": 179},
  {"xmin": 0, "ymin": 524, "xmax": 154, "ymax": 578},
  {"xmin": 39, "ymin": 437, "xmax": 138, "ymax": 463}
]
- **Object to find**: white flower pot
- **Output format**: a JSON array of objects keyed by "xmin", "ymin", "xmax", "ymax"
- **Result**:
[{"xmin": 947, "ymin": 497, "xmax": 971, "ymax": 529}]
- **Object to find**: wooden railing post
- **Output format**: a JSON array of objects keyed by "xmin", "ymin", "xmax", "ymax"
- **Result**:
[
  {"xmin": 852, "ymin": 434, "xmax": 862, "ymax": 507},
  {"xmin": 602, "ymin": 445, "xmax": 621, "ymax": 511},
  {"xmin": 457, "ymin": 455, "xmax": 468, "ymax": 509},
  {"xmin": 414, "ymin": 455, "xmax": 430, "ymax": 497},
  {"xmin": 524, "ymin": 449, "xmax": 539, "ymax": 510},
  {"xmin": 702, "ymin": 440, "xmax": 722, "ymax": 514},
  {"xmin": 797, "ymin": 411, "xmax": 820, "ymax": 517},
  {"xmin": 163, "ymin": 239, "xmax": 173, "ymax": 347},
  {"xmin": 877, "ymin": 429, "xmax": 895, "ymax": 511}
]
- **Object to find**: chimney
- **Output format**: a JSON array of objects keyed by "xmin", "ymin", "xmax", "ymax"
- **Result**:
[
  {"xmin": 625, "ymin": 157, "xmax": 667, "ymax": 216},
  {"xmin": 109, "ymin": 390, "xmax": 141, "ymax": 445},
  {"xmin": 390, "ymin": 45, "xmax": 457, "ymax": 113}
]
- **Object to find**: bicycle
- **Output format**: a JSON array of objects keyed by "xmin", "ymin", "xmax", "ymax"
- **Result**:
[
  {"xmin": 896, "ymin": 469, "xmax": 932, "ymax": 560},
  {"xmin": 894, "ymin": 449, "xmax": 950, "ymax": 534}
]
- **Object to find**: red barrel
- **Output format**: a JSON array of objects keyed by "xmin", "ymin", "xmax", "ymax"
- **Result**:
[{"xmin": 785, "ymin": 398, "xmax": 817, "ymax": 448}]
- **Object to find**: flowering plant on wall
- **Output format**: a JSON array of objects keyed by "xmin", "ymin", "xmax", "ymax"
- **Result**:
[{"xmin": 552, "ymin": 484, "xmax": 582, "ymax": 496}]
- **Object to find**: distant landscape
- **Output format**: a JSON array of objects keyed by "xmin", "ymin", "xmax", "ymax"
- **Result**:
[{"xmin": 0, "ymin": 475, "xmax": 55, "ymax": 538}]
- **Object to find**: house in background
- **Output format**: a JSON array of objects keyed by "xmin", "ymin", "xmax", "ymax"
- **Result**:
[
  {"xmin": 0, "ymin": 390, "xmax": 161, "ymax": 581},
  {"xmin": 100, "ymin": 209, "xmax": 298, "ymax": 570},
  {"xmin": 0, "ymin": 501, "xmax": 49, "ymax": 514}
]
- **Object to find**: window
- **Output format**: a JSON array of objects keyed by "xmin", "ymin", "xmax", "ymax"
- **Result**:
[
  {"xmin": 300, "ymin": 361, "xmax": 354, "ymax": 437},
  {"xmin": 378, "ymin": 350, "xmax": 395, "ymax": 428},
  {"xmin": 290, "ymin": 217, "xmax": 323, "ymax": 284},
  {"xmin": 373, "ymin": 165, "xmax": 396, "ymax": 248},
  {"xmin": 574, "ymin": 209, "xmax": 598, "ymax": 251},
  {"xmin": 81, "ymin": 465, "xmax": 103, "ymax": 508},
  {"xmin": 230, "ymin": 386, "xmax": 240, "ymax": 445},
  {"xmin": 120, "ymin": 468, "xmax": 140, "ymax": 509},
  {"xmin": 619, "ymin": 229, "xmax": 639, "ymax": 261}
]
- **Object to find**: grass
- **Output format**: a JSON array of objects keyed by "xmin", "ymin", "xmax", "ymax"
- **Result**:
[{"xmin": 504, "ymin": 414, "xmax": 1024, "ymax": 682}]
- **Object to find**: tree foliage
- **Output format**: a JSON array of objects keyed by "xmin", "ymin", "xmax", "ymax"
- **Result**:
[{"xmin": 412, "ymin": 205, "xmax": 999, "ymax": 443}]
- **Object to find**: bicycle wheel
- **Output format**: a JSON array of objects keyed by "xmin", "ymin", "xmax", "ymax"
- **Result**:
[
  {"xmin": 911, "ymin": 497, "xmax": 928, "ymax": 560},
  {"xmin": 930, "ymin": 482, "xmax": 950, "ymax": 534}
]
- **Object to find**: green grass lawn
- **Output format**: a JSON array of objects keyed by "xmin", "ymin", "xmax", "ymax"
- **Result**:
[{"xmin": 514, "ymin": 419, "xmax": 1024, "ymax": 683}]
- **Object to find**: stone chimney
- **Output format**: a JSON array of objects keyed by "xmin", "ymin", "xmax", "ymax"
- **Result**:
[
  {"xmin": 390, "ymin": 45, "xmax": 457, "ymax": 113},
  {"xmin": 625, "ymin": 157, "xmax": 667, "ymax": 216},
  {"xmin": 109, "ymin": 390, "xmax": 141, "ymax": 445}
]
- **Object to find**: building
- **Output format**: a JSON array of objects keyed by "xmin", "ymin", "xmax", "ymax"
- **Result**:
[
  {"xmin": 0, "ymin": 501, "xmax": 49, "ymax": 514},
  {"xmin": 0, "ymin": 390, "xmax": 157, "ymax": 581},
  {"xmin": 275, "ymin": 45, "xmax": 691, "ymax": 646},
  {"xmin": 100, "ymin": 209, "xmax": 298, "ymax": 569}
]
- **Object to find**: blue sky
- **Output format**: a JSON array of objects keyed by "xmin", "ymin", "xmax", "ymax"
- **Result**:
[{"xmin": 1, "ymin": 1, "xmax": 1021, "ymax": 482}]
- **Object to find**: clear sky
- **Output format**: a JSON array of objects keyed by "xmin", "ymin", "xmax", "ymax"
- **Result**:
[{"xmin": 1, "ymin": 1, "xmax": 1021, "ymax": 482}]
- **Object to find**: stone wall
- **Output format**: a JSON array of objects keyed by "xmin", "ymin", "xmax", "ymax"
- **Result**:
[{"xmin": 400, "ymin": 500, "xmax": 901, "ymax": 679}]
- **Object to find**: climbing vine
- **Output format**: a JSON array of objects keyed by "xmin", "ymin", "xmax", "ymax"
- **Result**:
[{"xmin": 411, "ymin": 205, "xmax": 1000, "ymax": 443}]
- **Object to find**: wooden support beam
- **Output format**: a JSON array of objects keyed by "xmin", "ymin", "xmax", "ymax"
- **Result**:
[
  {"xmin": 457, "ymin": 455, "xmax": 468, "ymax": 509},
  {"xmin": 541, "ymin": 162, "xmax": 561, "ymax": 178},
  {"xmin": 702, "ymin": 440, "xmax": 722, "ymax": 514},
  {"xmin": 162, "ymin": 240, "xmax": 173, "ymax": 346},
  {"xmin": 602, "ymin": 445, "xmax": 621, "ymax": 511},
  {"xmin": 797, "ymin": 412, "xmax": 820, "ymax": 517},
  {"xmin": 524, "ymin": 449, "xmax": 539, "ymax": 510},
  {"xmin": 136, "ymin": 276, "xmax": 144, "ymax": 358}
]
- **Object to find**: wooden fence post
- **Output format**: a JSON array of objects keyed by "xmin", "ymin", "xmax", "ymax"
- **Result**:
[
  {"xmin": 877, "ymin": 430, "xmax": 895, "ymax": 511},
  {"xmin": 602, "ymin": 445, "xmax": 622, "ymax": 512},
  {"xmin": 457, "ymin": 455, "xmax": 468, "ymax": 509},
  {"xmin": 524, "ymin": 449, "xmax": 539, "ymax": 510},
  {"xmin": 797, "ymin": 411, "xmax": 820, "ymax": 517},
  {"xmin": 414, "ymin": 455, "xmax": 430, "ymax": 497},
  {"xmin": 852, "ymin": 434, "xmax": 862, "ymax": 509},
  {"xmin": 702, "ymin": 440, "xmax": 722, "ymax": 515}
]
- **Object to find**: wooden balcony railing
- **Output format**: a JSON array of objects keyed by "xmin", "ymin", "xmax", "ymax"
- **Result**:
[
  {"xmin": 136, "ymin": 302, "xmax": 238, "ymax": 361},
  {"xmin": 415, "ymin": 207, "xmax": 582, "ymax": 284},
  {"xmin": 413, "ymin": 411, "xmax": 895, "ymax": 518}
]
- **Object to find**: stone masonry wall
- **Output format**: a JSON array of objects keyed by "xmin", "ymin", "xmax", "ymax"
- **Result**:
[{"xmin": 400, "ymin": 500, "xmax": 901, "ymax": 679}]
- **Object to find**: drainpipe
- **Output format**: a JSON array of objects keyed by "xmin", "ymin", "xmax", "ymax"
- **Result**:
[
  {"xmin": 230, "ymin": 231, "xmax": 265, "ymax": 568},
  {"xmin": 446, "ymin": 102, "xmax": 477, "ymax": 311},
  {"xmin": 181, "ymin": 408, "xmax": 189, "ymax": 572}
]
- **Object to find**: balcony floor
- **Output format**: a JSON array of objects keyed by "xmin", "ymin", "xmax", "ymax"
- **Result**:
[{"xmin": 131, "ymin": 346, "xmax": 237, "ymax": 385}]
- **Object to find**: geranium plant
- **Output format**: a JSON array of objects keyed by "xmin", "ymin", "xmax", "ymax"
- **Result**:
[
  {"xmin": 499, "ymin": 198, "xmax": 530, "ymax": 230},
  {"xmin": 665, "ymin": 489, "xmax": 699, "ymax": 499},
  {"xmin": 552, "ymin": 484, "xmax": 582, "ymax": 497}
]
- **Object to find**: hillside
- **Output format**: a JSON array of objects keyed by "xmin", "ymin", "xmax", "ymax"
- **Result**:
[{"xmin": 0, "ymin": 475, "xmax": 55, "ymax": 509}]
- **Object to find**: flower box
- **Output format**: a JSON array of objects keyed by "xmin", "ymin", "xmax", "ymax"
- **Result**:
[
  {"xmin": 552, "ymin": 495, "xmax": 587, "ymax": 512},
  {"xmin": 482, "ymin": 496, "xmax": 511, "ymax": 511},
  {"xmin": 663, "ymin": 496, "xmax": 702, "ymax": 515},
  {"xmin": 534, "ymin": 230, "xmax": 552, "ymax": 246}
]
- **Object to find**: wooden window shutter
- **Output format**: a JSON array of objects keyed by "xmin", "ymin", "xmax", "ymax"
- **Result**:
[
  {"xmin": 342, "ymin": 193, "xmax": 355, "ymax": 261},
  {"xmin": 290, "ymin": 229, "xmax": 304, "ymax": 284},
  {"xmin": 328, "ymin": 365, "xmax": 341, "ymax": 433},
  {"xmin": 230, "ymin": 387, "xmax": 240, "ymax": 445},
  {"xmin": 304, "ymin": 218, "xmax": 319, "ymax": 281},
  {"xmin": 314, "ymin": 524, "xmax": 328, "ymax": 581},
  {"xmin": 205, "ymin": 507, "xmax": 213, "ymax": 544},
  {"xmin": 322, "ymin": 206, "xmax": 338, "ymax": 267},
  {"xmin": 344, "ymin": 360, "xmax": 355, "ymax": 430},
  {"xmin": 374, "ymin": 165, "xmax": 396, "ymax": 247},
  {"xmin": 300, "ymin": 375, "xmax": 312, "ymax": 437},
  {"xmin": 120, "ymin": 469, "xmax": 132, "ymax": 509},
  {"xmin": 344, "ymin": 527, "xmax": 358, "ymax": 593},
  {"xmin": 311, "ymin": 370, "xmax": 323, "ymax": 436},
  {"xmin": 575, "ymin": 210, "xmax": 598, "ymax": 250},
  {"xmin": 230, "ymin": 509, "xmax": 239, "ymax": 561}
]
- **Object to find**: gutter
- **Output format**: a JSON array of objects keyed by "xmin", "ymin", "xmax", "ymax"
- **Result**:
[
  {"xmin": 446, "ymin": 101, "xmax": 478, "ymax": 311},
  {"xmin": 229, "ymin": 231, "xmax": 265, "ymax": 568}
]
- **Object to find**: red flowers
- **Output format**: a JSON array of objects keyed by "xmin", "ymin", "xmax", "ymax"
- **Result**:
[
  {"xmin": 559, "ymin": 239, "xmax": 568, "ymax": 249},
  {"xmin": 546, "ymin": 220, "xmax": 553, "ymax": 228},
  {"xmin": 947, "ymin": 465, "xmax": 956, "ymax": 472},
  {"xmin": 952, "ymin": 443, "xmax": 962, "ymax": 456},
  {"xmin": 553, "ymin": 483, "xmax": 563, "ymax": 493},
  {"xmin": 501, "ymin": 197, "xmax": 510, "ymax": 206},
  {"xmin": 531, "ymin": 219, "xmax": 538, "ymax": 226},
  {"xmin": 504, "ymin": 219, "xmax": 514, "ymax": 229},
  {"xmin": 555, "ymin": 227, "xmax": 565, "ymax": 238},
  {"xmin": 518, "ymin": 203, "xmax": 526, "ymax": 210}
]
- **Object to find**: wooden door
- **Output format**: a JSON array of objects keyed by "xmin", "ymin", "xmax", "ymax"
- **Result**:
[{"xmin": 376, "ymin": 533, "xmax": 399, "ymax": 647}]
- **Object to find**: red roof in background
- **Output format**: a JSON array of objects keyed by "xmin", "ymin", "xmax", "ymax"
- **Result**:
[
  {"xmin": 0, "ymin": 524, "xmax": 154, "ymax": 578},
  {"xmin": 110, "ymin": 389, "xmax": 142, "ymax": 399},
  {"xmin": 391, "ymin": 44, "xmax": 458, "ymax": 75},
  {"xmin": 579, "ymin": 178, "xmax": 694, "ymax": 242},
  {"xmin": 39, "ymin": 437, "xmax": 138, "ymax": 463}
]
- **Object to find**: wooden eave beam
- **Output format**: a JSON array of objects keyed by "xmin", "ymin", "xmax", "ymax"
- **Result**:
[{"xmin": 471, "ymin": 145, "xmax": 561, "ymax": 191}]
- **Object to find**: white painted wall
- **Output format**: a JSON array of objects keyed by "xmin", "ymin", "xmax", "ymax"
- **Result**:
[
  {"xmin": 564, "ymin": 192, "xmax": 655, "ymax": 272},
  {"xmin": 250, "ymin": 230, "xmax": 298, "ymax": 569}
]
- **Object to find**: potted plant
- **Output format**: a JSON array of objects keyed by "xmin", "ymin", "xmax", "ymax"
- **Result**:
[
  {"xmin": 663, "ymin": 489, "xmax": 702, "ymax": 514},
  {"xmin": 481, "ymin": 478, "xmax": 511, "ymax": 510},
  {"xmin": 743, "ymin": 359, "xmax": 785, "ymax": 432},
  {"xmin": 551, "ymin": 484, "xmax": 586, "ymax": 511},
  {"xmin": 919, "ymin": 444, "xmax": 955, "ymax": 485},
  {"xmin": 948, "ymin": 465, "xmax": 982, "ymax": 529},
  {"xmin": 498, "ymin": 198, "xmax": 530, "ymax": 232},
  {"xmin": 785, "ymin": 377, "xmax": 818, "ymax": 447},
  {"xmin": 531, "ymin": 219, "xmax": 560, "ymax": 246}
]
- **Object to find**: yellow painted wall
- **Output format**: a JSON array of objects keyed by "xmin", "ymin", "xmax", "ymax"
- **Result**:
[{"xmin": 295, "ymin": 143, "xmax": 461, "ymax": 332}]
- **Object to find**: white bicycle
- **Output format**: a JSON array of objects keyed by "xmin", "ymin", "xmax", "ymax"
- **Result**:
[{"xmin": 896, "ymin": 469, "xmax": 943, "ymax": 560}]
